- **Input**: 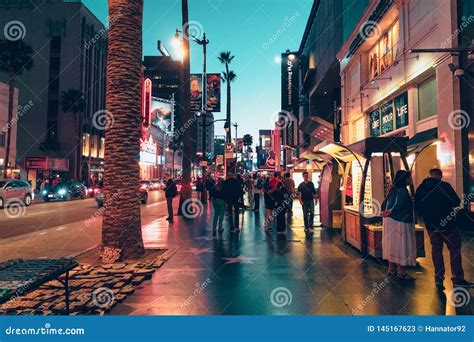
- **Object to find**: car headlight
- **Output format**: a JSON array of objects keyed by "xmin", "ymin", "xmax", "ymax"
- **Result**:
[
  {"xmin": 58, "ymin": 189, "xmax": 66, "ymax": 195},
  {"xmin": 42, "ymin": 190, "xmax": 47, "ymax": 195}
]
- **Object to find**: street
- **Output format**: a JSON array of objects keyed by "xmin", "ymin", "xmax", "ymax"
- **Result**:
[{"xmin": 0, "ymin": 191, "xmax": 167, "ymax": 239}]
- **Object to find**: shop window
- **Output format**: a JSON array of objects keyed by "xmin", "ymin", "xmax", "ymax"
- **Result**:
[
  {"xmin": 82, "ymin": 133, "xmax": 90, "ymax": 157},
  {"xmin": 369, "ymin": 20, "xmax": 399, "ymax": 80},
  {"xmin": 418, "ymin": 76, "xmax": 437, "ymax": 120},
  {"xmin": 99, "ymin": 137, "xmax": 105, "ymax": 159}
]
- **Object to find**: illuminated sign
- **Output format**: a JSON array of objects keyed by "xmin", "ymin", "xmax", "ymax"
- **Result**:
[
  {"xmin": 140, "ymin": 136, "xmax": 157, "ymax": 165},
  {"xmin": 142, "ymin": 78, "xmax": 152, "ymax": 127},
  {"xmin": 206, "ymin": 73, "xmax": 221, "ymax": 112},
  {"xmin": 369, "ymin": 92, "xmax": 408, "ymax": 137}
]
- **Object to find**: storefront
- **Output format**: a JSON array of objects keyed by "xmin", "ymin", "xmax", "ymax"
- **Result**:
[
  {"xmin": 24, "ymin": 156, "xmax": 69, "ymax": 190},
  {"xmin": 313, "ymin": 138, "xmax": 425, "ymax": 257}
]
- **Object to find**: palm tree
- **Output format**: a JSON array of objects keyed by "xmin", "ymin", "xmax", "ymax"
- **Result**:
[
  {"xmin": 60, "ymin": 89, "xmax": 85, "ymax": 181},
  {"xmin": 0, "ymin": 39, "xmax": 34, "ymax": 178},
  {"xmin": 242, "ymin": 134, "xmax": 253, "ymax": 172},
  {"xmin": 102, "ymin": 0, "xmax": 145, "ymax": 259},
  {"xmin": 217, "ymin": 51, "xmax": 235, "ymax": 143},
  {"xmin": 178, "ymin": 0, "xmax": 193, "ymax": 214}
]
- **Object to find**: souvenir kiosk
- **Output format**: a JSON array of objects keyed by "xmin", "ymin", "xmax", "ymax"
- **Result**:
[{"xmin": 313, "ymin": 137, "xmax": 425, "ymax": 257}]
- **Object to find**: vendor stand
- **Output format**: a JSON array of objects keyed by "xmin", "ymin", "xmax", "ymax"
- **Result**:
[{"xmin": 313, "ymin": 137, "xmax": 425, "ymax": 258}]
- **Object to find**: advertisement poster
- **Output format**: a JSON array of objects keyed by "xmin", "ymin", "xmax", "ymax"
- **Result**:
[
  {"xmin": 190, "ymin": 74, "xmax": 203, "ymax": 112},
  {"xmin": 369, "ymin": 108, "xmax": 381, "ymax": 137},
  {"xmin": 380, "ymin": 102, "xmax": 394, "ymax": 134},
  {"xmin": 395, "ymin": 92, "xmax": 409, "ymax": 129},
  {"xmin": 150, "ymin": 98, "xmax": 173, "ymax": 134},
  {"xmin": 206, "ymin": 73, "xmax": 221, "ymax": 112}
]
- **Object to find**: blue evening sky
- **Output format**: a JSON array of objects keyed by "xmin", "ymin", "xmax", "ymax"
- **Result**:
[{"xmin": 83, "ymin": 0, "xmax": 312, "ymax": 143}]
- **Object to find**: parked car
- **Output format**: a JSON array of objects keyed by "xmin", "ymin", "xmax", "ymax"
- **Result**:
[
  {"xmin": 0, "ymin": 179, "xmax": 34, "ymax": 208},
  {"xmin": 149, "ymin": 179, "xmax": 165, "ymax": 191},
  {"xmin": 88, "ymin": 183, "xmax": 103, "ymax": 198},
  {"xmin": 42, "ymin": 181, "xmax": 87, "ymax": 202},
  {"xmin": 96, "ymin": 187, "xmax": 148, "ymax": 208}
]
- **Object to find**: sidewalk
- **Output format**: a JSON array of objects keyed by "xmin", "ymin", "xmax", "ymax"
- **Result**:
[
  {"xmin": 2, "ymin": 196, "xmax": 472, "ymax": 315},
  {"xmin": 111, "ymin": 201, "xmax": 474, "ymax": 316},
  {"xmin": 0, "ymin": 196, "xmax": 175, "ymax": 262}
]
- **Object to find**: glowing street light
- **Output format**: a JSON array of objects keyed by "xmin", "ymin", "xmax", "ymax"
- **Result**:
[{"xmin": 274, "ymin": 56, "xmax": 282, "ymax": 63}]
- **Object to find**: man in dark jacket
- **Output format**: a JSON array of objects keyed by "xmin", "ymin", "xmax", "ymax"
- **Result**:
[
  {"xmin": 223, "ymin": 172, "xmax": 243, "ymax": 231},
  {"xmin": 164, "ymin": 178, "xmax": 178, "ymax": 222},
  {"xmin": 415, "ymin": 168, "xmax": 473, "ymax": 289}
]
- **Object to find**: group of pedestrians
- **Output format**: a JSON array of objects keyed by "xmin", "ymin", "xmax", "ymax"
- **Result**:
[{"xmin": 381, "ymin": 168, "xmax": 472, "ymax": 289}]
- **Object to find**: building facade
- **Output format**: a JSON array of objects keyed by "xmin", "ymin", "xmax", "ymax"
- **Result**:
[
  {"xmin": 0, "ymin": 0, "xmax": 107, "ymax": 186},
  {"xmin": 338, "ymin": 0, "xmax": 465, "ymax": 194},
  {"xmin": 0, "ymin": 82, "xmax": 19, "ymax": 177}
]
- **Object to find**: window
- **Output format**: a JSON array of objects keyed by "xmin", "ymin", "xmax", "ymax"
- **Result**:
[
  {"xmin": 418, "ymin": 76, "xmax": 437, "ymax": 120},
  {"xmin": 369, "ymin": 20, "xmax": 399, "ymax": 79}
]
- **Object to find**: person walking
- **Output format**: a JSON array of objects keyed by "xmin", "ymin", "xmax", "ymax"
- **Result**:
[
  {"xmin": 381, "ymin": 170, "xmax": 416, "ymax": 280},
  {"xmin": 223, "ymin": 172, "xmax": 243, "ymax": 232},
  {"xmin": 253, "ymin": 173, "xmax": 263, "ymax": 212},
  {"xmin": 164, "ymin": 178, "xmax": 178, "ymax": 222},
  {"xmin": 245, "ymin": 174, "xmax": 254, "ymax": 208},
  {"xmin": 269, "ymin": 172, "xmax": 281, "ymax": 190},
  {"xmin": 212, "ymin": 178, "xmax": 226, "ymax": 233},
  {"xmin": 263, "ymin": 178, "xmax": 276, "ymax": 231},
  {"xmin": 195, "ymin": 177, "xmax": 203, "ymax": 199},
  {"xmin": 236, "ymin": 174, "xmax": 246, "ymax": 210},
  {"xmin": 297, "ymin": 171, "xmax": 317, "ymax": 234},
  {"xmin": 415, "ymin": 168, "xmax": 473, "ymax": 289},
  {"xmin": 206, "ymin": 174, "xmax": 216, "ymax": 201},
  {"xmin": 282, "ymin": 172, "xmax": 295, "ymax": 216},
  {"xmin": 273, "ymin": 182, "xmax": 289, "ymax": 234}
]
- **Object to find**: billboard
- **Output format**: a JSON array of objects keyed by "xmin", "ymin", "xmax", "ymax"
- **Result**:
[
  {"xmin": 190, "ymin": 74, "xmax": 203, "ymax": 112},
  {"xmin": 150, "ymin": 98, "xmax": 173, "ymax": 134},
  {"xmin": 206, "ymin": 73, "xmax": 221, "ymax": 112},
  {"xmin": 281, "ymin": 53, "xmax": 299, "ymax": 147}
]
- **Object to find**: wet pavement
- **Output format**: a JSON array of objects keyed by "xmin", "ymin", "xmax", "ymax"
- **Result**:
[{"xmin": 111, "ymin": 199, "xmax": 474, "ymax": 316}]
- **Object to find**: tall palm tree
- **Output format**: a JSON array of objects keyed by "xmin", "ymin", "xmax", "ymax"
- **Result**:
[
  {"xmin": 102, "ymin": 0, "xmax": 145, "ymax": 259},
  {"xmin": 242, "ymin": 134, "xmax": 253, "ymax": 172},
  {"xmin": 0, "ymin": 39, "xmax": 34, "ymax": 178},
  {"xmin": 178, "ymin": 0, "xmax": 193, "ymax": 214},
  {"xmin": 217, "ymin": 51, "xmax": 235, "ymax": 143},
  {"xmin": 60, "ymin": 89, "xmax": 85, "ymax": 181}
]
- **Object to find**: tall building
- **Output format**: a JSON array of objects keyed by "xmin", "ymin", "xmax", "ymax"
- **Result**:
[
  {"xmin": 0, "ymin": 82, "xmax": 19, "ymax": 177},
  {"xmin": 0, "ymin": 0, "xmax": 107, "ymax": 185}
]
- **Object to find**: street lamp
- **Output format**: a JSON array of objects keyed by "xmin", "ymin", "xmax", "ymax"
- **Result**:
[{"xmin": 174, "ymin": 28, "xmax": 210, "ymax": 204}]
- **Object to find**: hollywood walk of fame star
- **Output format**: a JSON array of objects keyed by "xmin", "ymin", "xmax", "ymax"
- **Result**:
[
  {"xmin": 222, "ymin": 255, "xmax": 260, "ymax": 265},
  {"xmin": 186, "ymin": 247, "xmax": 214, "ymax": 255}
]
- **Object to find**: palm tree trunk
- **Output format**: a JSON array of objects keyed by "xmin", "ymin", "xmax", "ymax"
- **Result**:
[
  {"xmin": 102, "ymin": 0, "xmax": 145, "ymax": 259},
  {"xmin": 225, "ymin": 65, "xmax": 231, "ymax": 143},
  {"xmin": 178, "ymin": 0, "xmax": 193, "ymax": 214},
  {"xmin": 3, "ymin": 75, "xmax": 14, "ymax": 178}
]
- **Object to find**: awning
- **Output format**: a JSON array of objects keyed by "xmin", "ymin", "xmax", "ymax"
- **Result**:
[
  {"xmin": 348, "ymin": 137, "xmax": 408, "ymax": 158},
  {"xmin": 299, "ymin": 116, "xmax": 334, "ymax": 144},
  {"xmin": 407, "ymin": 128, "xmax": 438, "ymax": 148},
  {"xmin": 313, "ymin": 140, "xmax": 363, "ymax": 163}
]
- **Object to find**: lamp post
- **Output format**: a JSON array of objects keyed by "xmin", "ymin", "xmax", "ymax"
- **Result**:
[
  {"xmin": 174, "ymin": 29, "xmax": 209, "ymax": 204},
  {"xmin": 233, "ymin": 123, "xmax": 238, "ymax": 174}
]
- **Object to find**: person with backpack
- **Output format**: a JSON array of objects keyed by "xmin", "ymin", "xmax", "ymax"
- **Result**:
[
  {"xmin": 223, "ymin": 172, "xmax": 244, "ymax": 232},
  {"xmin": 381, "ymin": 170, "xmax": 416, "ymax": 280},
  {"xmin": 253, "ymin": 173, "xmax": 263, "ymax": 212},
  {"xmin": 415, "ymin": 168, "xmax": 473, "ymax": 289},
  {"xmin": 164, "ymin": 178, "xmax": 178, "ymax": 222},
  {"xmin": 212, "ymin": 178, "xmax": 226, "ymax": 233}
]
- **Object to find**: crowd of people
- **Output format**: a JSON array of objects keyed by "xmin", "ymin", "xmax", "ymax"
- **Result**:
[
  {"xmin": 163, "ymin": 171, "xmax": 319, "ymax": 235},
  {"xmin": 162, "ymin": 167, "xmax": 473, "ymax": 290}
]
